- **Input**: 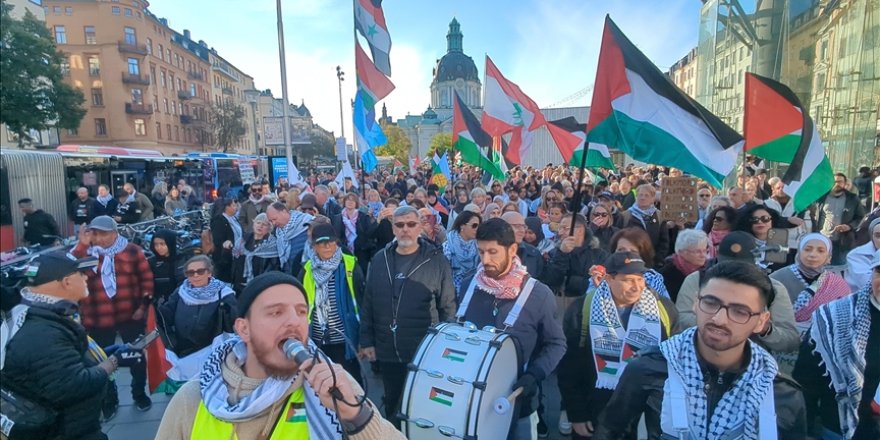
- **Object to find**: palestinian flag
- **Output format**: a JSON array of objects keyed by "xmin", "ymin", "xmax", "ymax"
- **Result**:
[
  {"xmin": 744, "ymin": 73, "xmax": 834, "ymax": 212},
  {"xmin": 355, "ymin": 41, "xmax": 394, "ymax": 109},
  {"xmin": 587, "ymin": 16, "xmax": 741, "ymax": 188},
  {"xmin": 548, "ymin": 116, "xmax": 596, "ymax": 167},
  {"xmin": 354, "ymin": 0, "xmax": 391, "ymax": 76},
  {"xmin": 453, "ymin": 91, "xmax": 505, "ymax": 181},
  {"xmin": 286, "ymin": 402, "xmax": 307, "ymax": 423},
  {"xmin": 441, "ymin": 347, "xmax": 467, "ymax": 362},
  {"xmin": 429, "ymin": 387, "xmax": 454, "ymax": 407}
]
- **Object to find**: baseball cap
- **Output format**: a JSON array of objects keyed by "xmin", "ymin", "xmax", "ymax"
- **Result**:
[
  {"xmin": 300, "ymin": 193, "xmax": 318, "ymax": 211},
  {"xmin": 87, "ymin": 215, "xmax": 118, "ymax": 231},
  {"xmin": 26, "ymin": 251, "xmax": 98, "ymax": 286},
  {"xmin": 598, "ymin": 191, "xmax": 614, "ymax": 200},
  {"xmin": 717, "ymin": 231, "xmax": 757, "ymax": 262},
  {"xmin": 310, "ymin": 223, "xmax": 338, "ymax": 244},
  {"xmin": 605, "ymin": 252, "xmax": 647, "ymax": 275}
]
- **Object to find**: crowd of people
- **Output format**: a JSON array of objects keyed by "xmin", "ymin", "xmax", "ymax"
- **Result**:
[{"xmin": 2, "ymin": 160, "xmax": 879, "ymax": 440}]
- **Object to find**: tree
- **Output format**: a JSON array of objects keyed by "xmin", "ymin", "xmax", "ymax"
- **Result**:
[
  {"xmin": 0, "ymin": 2, "xmax": 85, "ymax": 146},
  {"xmin": 428, "ymin": 132, "xmax": 454, "ymax": 158},
  {"xmin": 211, "ymin": 99, "xmax": 247, "ymax": 153},
  {"xmin": 374, "ymin": 121, "xmax": 411, "ymax": 162}
]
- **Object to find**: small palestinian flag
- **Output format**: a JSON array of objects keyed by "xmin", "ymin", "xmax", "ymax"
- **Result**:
[
  {"xmin": 622, "ymin": 343, "xmax": 636, "ymax": 362},
  {"xmin": 429, "ymin": 387, "xmax": 454, "ymax": 407},
  {"xmin": 286, "ymin": 402, "xmax": 306, "ymax": 423},
  {"xmin": 594, "ymin": 355, "xmax": 619, "ymax": 375},
  {"xmin": 442, "ymin": 347, "xmax": 467, "ymax": 362}
]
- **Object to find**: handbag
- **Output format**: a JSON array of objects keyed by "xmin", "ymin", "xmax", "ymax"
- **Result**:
[
  {"xmin": 213, "ymin": 287, "xmax": 234, "ymax": 335},
  {"xmin": 0, "ymin": 382, "xmax": 58, "ymax": 439}
]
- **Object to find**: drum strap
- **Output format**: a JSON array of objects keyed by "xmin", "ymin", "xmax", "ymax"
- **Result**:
[{"xmin": 455, "ymin": 276, "xmax": 537, "ymax": 330}]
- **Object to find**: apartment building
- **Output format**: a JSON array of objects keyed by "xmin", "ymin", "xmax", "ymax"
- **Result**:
[
  {"xmin": 209, "ymin": 53, "xmax": 257, "ymax": 154},
  {"xmin": 667, "ymin": 47, "xmax": 699, "ymax": 99}
]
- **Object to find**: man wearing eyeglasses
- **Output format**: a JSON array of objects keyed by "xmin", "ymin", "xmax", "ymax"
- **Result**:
[
  {"xmin": 594, "ymin": 261, "xmax": 807, "ymax": 439},
  {"xmin": 358, "ymin": 205, "xmax": 456, "ymax": 428}
]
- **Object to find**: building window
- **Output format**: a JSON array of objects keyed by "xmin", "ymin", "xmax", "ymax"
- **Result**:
[
  {"xmin": 91, "ymin": 88, "xmax": 103, "ymax": 106},
  {"xmin": 134, "ymin": 119, "xmax": 146, "ymax": 136},
  {"xmin": 127, "ymin": 58, "xmax": 139, "ymax": 75},
  {"xmin": 123, "ymin": 27, "xmax": 136, "ymax": 45},
  {"xmin": 166, "ymin": 48, "xmax": 171, "ymax": 63},
  {"xmin": 111, "ymin": 6, "xmax": 120, "ymax": 15},
  {"xmin": 146, "ymin": 38, "xmax": 152, "ymax": 54},
  {"xmin": 54, "ymin": 26, "xmax": 66, "ymax": 44},
  {"xmin": 178, "ymin": 102, "xmax": 183, "ymax": 114},
  {"xmin": 131, "ymin": 88, "xmax": 143, "ymax": 104},
  {"xmin": 190, "ymin": 84, "xmax": 196, "ymax": 97},
  {"xmin": 171, "ymin": 100, "xmax": 177, "ymax": 115},
  {"xmin": 52, "ymin": 6, "xmax": 60, "ymax": 14},
  {"xmin": 163, "ymin": 98, "xmax": 169, "ymax": 113},
  {"xmin": 64, "ymin": 6, "xmax": 72, "ymax": 15},
  {"xmin": 156, "ymin": 122, "xmax": 162, "ymax": 138},
  {"xmin": 158, "ymin": 44, "xmax": 164, "ymax": 61},
  {"xmin": 84, "ymin": 26, "xmax": 96, "ymax": 44},
  {"xmin": 88, "ymin": 56, "xmax": 100, "ymax": 76},
  {"xmin": 166, "ymin": 124, "xmax": 171, "ymax": 140},
  {"xmin": 153, "ymin": 94, "xmax": 158, "ymax": 111},
  {"xmin": 59, "ymin": 59, "xmax": 70, "ymax": 77},
  {"xmin": 95, "ymin": 119, "xmax": 107, "ymax": 136},
  {"xmin": 149, "ymin": 66, "xmax": 156, "ymax": 83},
  {"xmin": 175, "ymin": 126, "xmax": 180, "ymax": 141},
  {"xmin": 67, "ymin": 128, "xmax": 78, "ymax": 136},
  {"xmin": 124, "ymin": 8, "xmax": 132, "ymax": 17},
  {"xmin": 160, "ymin": 70, "xmax": 166, "ymax": 87},
  {"xmin": 133, "ymin": 0, "xmax": 140, "ymax": 7}
]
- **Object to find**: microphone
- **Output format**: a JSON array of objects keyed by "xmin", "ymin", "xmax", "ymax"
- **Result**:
[{"xmin": 282, "ymin": 338, "xmax": 312, "ymax": 367}]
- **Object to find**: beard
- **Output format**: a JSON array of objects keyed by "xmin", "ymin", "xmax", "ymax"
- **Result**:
[
  {"xmin": 483, "ymin": 252, "xmax": 512, "ymax": 279},
  {"xmin": 250, "ymin": 333, "xmax": 298, "ymax": 379},
  {"xmin": 698, "ymin": 323, "xmax": 741, "ymax": 352}
]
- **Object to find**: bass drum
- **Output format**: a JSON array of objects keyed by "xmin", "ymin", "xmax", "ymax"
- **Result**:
[{"xmin": 400, "ymin": 322, "xmax": 520, "ymax": 440}]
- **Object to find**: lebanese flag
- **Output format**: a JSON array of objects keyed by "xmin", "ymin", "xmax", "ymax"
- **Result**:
[
  {"xmin": 744, "ymin": 73, "xmax": 833, "ymax": 212},
  {"xmin": 354, "ymin": 0, "xmax": 391, "ymax": 76},
  {"xmin": 355, "ymin": 41, "xmax": 394, "ymax": 109},
  {"xmin": 587, "ymin": 16, "xmax": 741, "ymax": 188}
]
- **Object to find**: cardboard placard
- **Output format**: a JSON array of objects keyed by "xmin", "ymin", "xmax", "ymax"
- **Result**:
[{"xmin": 659, "ymin": 177, "xmax": 698, "ymax": 223}]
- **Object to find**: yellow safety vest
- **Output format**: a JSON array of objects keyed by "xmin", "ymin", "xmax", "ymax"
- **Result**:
[
  {"xmin": 302, "ymin": 254, "xmax": 359, "ymax": 321},
  {"xmin": 190, "ymin": 388, "xmax": 308, "ymax": 439}
]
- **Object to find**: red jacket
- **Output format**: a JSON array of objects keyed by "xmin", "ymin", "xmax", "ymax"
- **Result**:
[{"xmin": 72, "ymin": 242, "xmax": 154, "ymax": 330}]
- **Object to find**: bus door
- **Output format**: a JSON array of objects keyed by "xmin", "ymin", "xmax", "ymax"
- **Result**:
[{"xmin": 110, "ymin": 171, "xmax": 138, "ymax": 194}]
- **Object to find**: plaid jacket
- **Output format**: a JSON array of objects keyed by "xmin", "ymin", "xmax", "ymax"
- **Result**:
[{"xmin": 72, "ymin": 242, "xmax": 154, "ymax": 329}]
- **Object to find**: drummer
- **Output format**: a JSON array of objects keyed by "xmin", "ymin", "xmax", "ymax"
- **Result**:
[{"xmin": 457, "ymin": 218, "xmax": 566, "ymax": 439}]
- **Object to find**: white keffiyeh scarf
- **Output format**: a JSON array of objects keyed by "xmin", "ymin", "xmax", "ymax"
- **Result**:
[
  {"xmin": 96, "ymin": 193, "xmax": 113, "ymax": 207},
  {"xmin": 235, "ymin": 235, "xmax": 279, "ymax": 282},
  {"xmin": 809, "ymin": 285, "xmax": 873, "ymax": 439},
  {"xmin": 628, "ymin": 204, "xmax": 657, "ymax": 229},
  {"xmin": 587, "ymin": 281, "xmax": 662, "ymax": 389},
  {"xmin": 177, "ymin": 278, "xmax": 234, "ymax": 306},
  {"xmin": 276, "ymin": 210, "xmax": 313, "ymax": 267},
  {"xmin": 341, "ymin": 210, "xmax": 358, "ymax": 253},
  {"xmin": 200, "ymin": 336, "xmax": 342, "ymax": 438},
  {"xmin": 87, "ymin": 235, "xmax": 129, "ymax": 299},
  {"xmin": 309, "ymin": 248, "xmax": 343, "ymax": 327},
  {"xmin": 660, "ymin": 327, "xmax": 778, "ymax": 439}
]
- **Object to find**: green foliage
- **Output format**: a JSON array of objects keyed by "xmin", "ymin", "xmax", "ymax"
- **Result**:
[
  {"xmin": 375, "ymin": 121, "xmax": 411, "ymax": 162},
  {"xmin": 0, "ymin": 1, "xmax": 86, "ymax": 146},
  {"xmin": 428, "ymin": 132, "xmax": 454, "ymax": 158},
  {"xmin": 211, "ymin": 99, "xmax": 248, "ymax": 153}
]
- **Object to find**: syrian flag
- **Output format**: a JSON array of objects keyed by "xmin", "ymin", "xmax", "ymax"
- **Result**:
[
  {"xmin": 355, "ymin": 41, "xmax": 394, "ymax": 109},
  {"xmin": 587, "ymin": 16, "xmax": 741, "ymax": 187},
  {"xmin": 744, "ymin": 73, "xmax": 834, "ymax": 212},
  {"xmin": 453, "ymin": 91, "xmax": 505, "ymax": 181},
  {"xmin": 354, "ymin": 0, "xmax": 391, "ymax": 76}
]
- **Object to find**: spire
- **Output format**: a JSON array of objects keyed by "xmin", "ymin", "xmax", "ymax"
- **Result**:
[
  {"xmin": 381, "ymin": 103, "xmax": 388, "ymax": 121},
  {"xmin": 446, "ymin": 17, "xmax": 462, "ymax": 53}
]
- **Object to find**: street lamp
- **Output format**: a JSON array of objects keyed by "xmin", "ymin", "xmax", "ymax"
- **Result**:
[{"xmin": 336, "ymin": 66, "xmax": 345, "ymax": 140}]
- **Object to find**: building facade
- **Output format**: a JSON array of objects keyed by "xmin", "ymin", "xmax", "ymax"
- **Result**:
[
  {"xmin": 40, "ymin": 0, "xmax": 257, "ymax": 155},
  {"xmin": 209, "ymin": 52, "xmax": 256, "ymax": 154},
  {"xmin": 430, "ymin": 18, "xmax": 481, "ymax": 110},
  {"xmin": 667, "ymin": 47, "xmax": 699, "ymax": 99},
  {"xmin": 695, "ymin": 0, "xmax": 878, "ymax": 176}
]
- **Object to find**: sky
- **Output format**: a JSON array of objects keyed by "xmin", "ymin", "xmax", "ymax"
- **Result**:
[{"xmin": 147, "ymin": 0, "xmax": 703, "ymax": 139}]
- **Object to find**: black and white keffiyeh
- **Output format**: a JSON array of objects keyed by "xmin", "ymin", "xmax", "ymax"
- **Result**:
[
  {"xmin": 177, "ymin": 277, "xmax": 234, "ymax": 306},
  {"xmin": 276, "ymin": 210, "xmax": 313, "ymax": 267},
  {"xmin": 809, "ymin": 285, "xmax": 872, "ymax": 439},
  {"xmin": 660, "ymin": 327, "xmax": 778, "ymax": 439},
  {"xmin": 235, "ymin": 235, "xmax": 279, "ymax": 282},
  {"xmin": 199, "ymin": 336, "xmax": 342, "ymax": 438},
  {"xmin": 309, "ymin": 248, "xmax": 343, "ymax": 327},
  {"xmin": 87, "ymin": 235, "xmax": 129, "ymax": 298}
]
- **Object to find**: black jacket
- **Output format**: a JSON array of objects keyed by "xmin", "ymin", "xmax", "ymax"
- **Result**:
[
  {"xmin": 590, "ymin": 224, "xmax": 619, "ymax": 251},
  {"xmin": 94, "ymin": 198, "xmax": 117, "ymax": 218},
  {"xmin": 210, "ymin": 215, "xmax": 236, "ymax": 282},
  {"xmin": 372, "ymin": 218, "xmax": 395, "ymax": 256},
  {"xmin": 68, "ymin": 197, "xmax": 99, "ymax": 225},
  {"xmin": 814, "ymin": 190, "xmax": 867, "ymax": 250},
  {"xmin": 231, "ymin": 233, "xmax": 281, "ymax": 293},
  {"xmin": 518, "ymin": 242, "xmax": 545, "ymax": 278},
  {"xmin": 2, "ymin": 302, "xmax": 110, "ymax": 440},
  {"xmin": 149, "ymin": 229, "xmax": 183, "ymax": 304},
  {"xmin": 558, "ymin": 293, "xmax": 677, "ymax": 429},
  {"xmin": 593, "ymin": 345, "xmax": 807, "ymax": 440},
  {"xmin": 113, "ymin": 199, "xmax": 141, "ymax": 224},
  {"xmin": 793, "ymin": 303, "xmax": 880, "ymax": 439},
  {"xmin": 157, "ymin": 287, "xmax": 238, "ymax": 357},
  {"xmin": 656, "ymin": 256, "xmax": 699, "ymax": 303},
  {"xmin": 542, "ymin": 244, "xmax": 609, "ymax": 297},
  {"xmin": 22, "ymin": 209, "xmax": 59, "ymax": 245},
  {"xmin": 620, "ymin": 210, "xmax": 670, "ymax": 267},
  {"xmin": 359, "ymin": 238, "xmax": 457, "ymax": 363}
]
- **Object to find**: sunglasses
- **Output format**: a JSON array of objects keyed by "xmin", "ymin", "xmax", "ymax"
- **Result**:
[
  {"xmin": 185, "ymin": 268, "xmax": 209, "ymax": 277},
  {"xmin": 750, "ymin": 215, "xmax": 772, "ymax": 224},
  {"xmin": 467, "ymin": 222, "xmax": 480, "ymax": 229},
  {"xmin": 394, "ymin": 221, "xmax": 420, "ymax": 229},
  {"xmin": 591, "ymin": 212, "xmax": 609, "ymax": 218},
  {"xmin": 713, "ymin": 216, "xmax": 727, "ymax": 222}
]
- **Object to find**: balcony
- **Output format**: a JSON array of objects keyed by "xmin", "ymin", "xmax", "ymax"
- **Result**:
[
  {"xmin": 178, "ymin": 90, "xmax": 192, "ymax": 100},
  {"xmin": 121, "ymin": 73, "xmax": 150, "ymax": 85},
  {"xmin": 117, "ymin": 41, "xmax": 148, "ymax": 55},
  {"xmin": 125, "ymin": 102, "xmax": 153, "ymax": 115},
  {"xmin": 187, "ymin": 71, "xmax": 204, "ymax": 81},
  {"xmin": 221, "ymin": 87, "xmax": 233, "ymax": 95},
  {"xmin": 179, "ymin": 114, "xmax": 192, "ymax": 124}
]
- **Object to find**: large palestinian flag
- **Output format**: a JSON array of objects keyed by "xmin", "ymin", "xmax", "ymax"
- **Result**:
[
  {"xmin": 744, "ymin": 73, "xmax": 834, "ymax": 212},
  {"xmin": 453, "ymin": 91, "xmax": 505, "ymax": 180},
  {"xmin": 587, "ymin": 16, "xmax": 741, "ymax": 188}
]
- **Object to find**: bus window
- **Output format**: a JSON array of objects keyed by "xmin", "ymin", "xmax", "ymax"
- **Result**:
[{"xmin": 216, "ymin": 159, "xmax": 243, "ymax": 200}]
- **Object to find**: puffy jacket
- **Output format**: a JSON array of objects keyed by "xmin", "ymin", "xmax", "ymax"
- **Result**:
[
  {"xmin": 2, "ymin": 303, "xmax": 110, "ymax": 440},
  {"xmin": 593, "ymin": 346, "xmax": 807, "ymax": 440},
  {"xmin": 359, "ymin": 238, "xmax": 456, "ymax": 363},
  {"xmin": 542, "ymin": 244, "xmax": 609, "ymax": 297},
  {"xmin": 157, "ymin": 287, "xmax": 237, "ymax": 357}
]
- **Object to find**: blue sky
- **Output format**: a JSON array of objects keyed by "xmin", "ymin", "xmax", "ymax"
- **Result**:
[{"xmin": 148, "ymin": 0, "xmax": 703, "ymax": 138}]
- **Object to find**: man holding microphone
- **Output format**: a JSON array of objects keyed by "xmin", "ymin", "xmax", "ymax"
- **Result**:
[{"xmin": 155, "ymin": 272, "xmax": 403, "ymax": 439}]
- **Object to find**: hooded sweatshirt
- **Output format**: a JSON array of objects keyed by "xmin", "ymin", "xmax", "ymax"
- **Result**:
[{"xmin": 150, "ymin": 229, "xmax": 182, "ymax": 303}]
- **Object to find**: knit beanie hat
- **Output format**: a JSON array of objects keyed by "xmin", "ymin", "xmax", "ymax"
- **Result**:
[{"xmin": 238, "ymin": 272, "xmax": 307, "ymax": 318}]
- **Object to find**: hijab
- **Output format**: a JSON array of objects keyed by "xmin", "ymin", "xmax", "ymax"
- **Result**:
[{"xmin": 796, "ymin": 232, "xmax": 832, "ymax": 279}]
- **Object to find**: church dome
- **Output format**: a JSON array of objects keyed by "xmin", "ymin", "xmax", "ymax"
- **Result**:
[{"xmin": 432, "ymin": 18, "xmax": 480, "ymax": 84}]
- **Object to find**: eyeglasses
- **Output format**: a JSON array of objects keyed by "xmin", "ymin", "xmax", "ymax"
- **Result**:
[
  {"xmin": 750, "ymin": 215, "xmax": 772, "ymax": 224},
  {"xmin": 467, "ymin": 222, "xmax": 480, "ymax": 229},
  {"xmin": 699, "ymin": 194, "xmax": 711, "ymax": 198},
  {"xmin": 394, "ymin": 221, "xmax": 420, "ymax": 229},
  {"xmin": 697, "ymin": 294, "xmax": 763, "ymax": 324},
  {"xmin": 713, "ymin": 216, "xmax": 727, "ymax": 223},
  {"xmin": 591, "ymin": 212, "xmax": 609, "ymax": 218},
  {"xmin": 185, "ymin": 268, "xmax": 209, "ymax": 277}
]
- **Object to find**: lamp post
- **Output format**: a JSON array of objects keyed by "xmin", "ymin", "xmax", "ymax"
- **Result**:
[
  {"xmin": 275, "ymin": 0, "xmax": 294, "ymax": 180},
  {"xmin": 336, "ymin": 66, "xmax": 345, "ymax": 140}
]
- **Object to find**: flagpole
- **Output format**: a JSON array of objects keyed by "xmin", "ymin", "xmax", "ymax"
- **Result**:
[
  {"xmin": 352, "ymin": 0, "xmax": 367, "ymax": 200},
  {"xmin": 275, "ymin": 0, "xmax": 294, "ymax": 188}
]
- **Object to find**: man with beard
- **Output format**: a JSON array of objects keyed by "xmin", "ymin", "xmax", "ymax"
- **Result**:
[
  {"xmin": 69, "ymin": 187, "xmax": 99, "ymax": 234},
  {"xmin": 123, "ymin": 182, "xmax": 154, "ymax": 222},
  {"xmin": 793, "ymin": 251, "xmax": 880, "ymax": 439},
  {"xmin": 593, "ymin": 261, "xmax": 806, "ymax": 439},
  {"xmin": 456, "ymin": 219, "xmax": 566, "ymax": 439},
  {"xmin": 267, "ymin": 201, "xmax": 314, "ymax": 277},
  {"xmin": 358, "ymin": 206, "xmax": 456, "ymax": 428},
  {"xmin": 154, "ymin": 272, "xmax": 404, "ymax": 439},
  {"xmin": 816, "ymin": 173, "xmax": 866, "ymax": 265},
  {"xmin": 239, "ymin": 183, "xmax": 272, "ymax": 233}
]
